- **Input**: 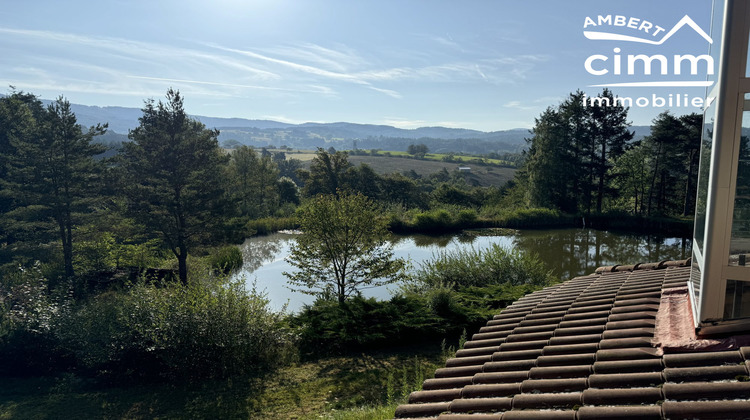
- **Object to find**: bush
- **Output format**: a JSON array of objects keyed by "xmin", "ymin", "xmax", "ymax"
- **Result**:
[
  {"xmin": 1, "ymin": 264, "xmax": 295, "ymax": 381},
  {"xmin": 246, "ymin": 216, "xmax": 298, "ymax": 235},
  {"xmin": 293, "ymin": 295, "xmax": 443, "ymax": 355},
  {"xmin": 55, "ymin": 277, "xmax": 296, "ymax": 381},
  {"xmin": 404, "ymin": 208, "xmax": 480, "ymax": 233},
  {"xmin": 207, "ymin": 245, "xmax": 243, "ymax": 274},
  {"xmin": 0, "ymin": 264, "xmax": 72, "ymax": 375},
  {"xmin": 492, "ymin": 208, "xmax": 574, "ymax": 228},
  {"xmin": 410, "ymin": 244, "xmax": 554, "ymax": 290}
]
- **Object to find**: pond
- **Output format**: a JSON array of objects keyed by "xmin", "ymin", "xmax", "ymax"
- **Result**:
[{"xmin": 234, "ymin": 228, "xmax": 691, "ymax": 312}]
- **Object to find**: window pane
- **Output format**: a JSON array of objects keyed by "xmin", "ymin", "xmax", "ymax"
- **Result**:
[
  {"xmin": 694, "ymin": 97, "xmax": 717, "ymax": 251},
  {"xmin": 729, "ymin": 109, "xmax": 750, "ymax": 265},
  {"xmin": 724, "ymin": 279, "xmax": 750, "ymax": 319},
  {"xmin": 690, "ymin": 259, "xmax": 702, "ymax": 303},
  {"xmin": 710, "ymin": 0, "xmax": 725, "ymax": 84}
]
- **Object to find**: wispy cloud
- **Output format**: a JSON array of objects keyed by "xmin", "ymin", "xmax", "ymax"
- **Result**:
[
  {"xmin": 127, "ymin": 75, "xmax": 333, "ymax": 95},
  {"xmin": 503, "ymin": 100, "xmax": 539, "ymax": 111}
]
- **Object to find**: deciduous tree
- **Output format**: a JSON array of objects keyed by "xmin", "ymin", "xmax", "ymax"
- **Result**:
[{"xmin": 284, "ymin": 191, "xmax": 406, "ymax": 303}]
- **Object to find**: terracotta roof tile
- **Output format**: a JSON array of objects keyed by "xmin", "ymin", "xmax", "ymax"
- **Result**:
[
  {"xmin": 662, "ymin": 350, "xmax": 744, "ymax": 367},
  {"xmin": 498, "ymin": 340, "xmax": 548, "ymax": 351},
  {"xmin": 536, "ymin": 353, "xmax": 596, "ymax": 366},
  {"xmin": 437, "ymin": 415, "xmax": 502, "ymax": 420},
  {"xmin": 462, "ymin": 337, "xmax": 507, "ymax": 349},
  {"xmin": 594, "ymin": 347, "xmax": 661, "ymax": 360},
  {"xmin": 548, "ymin": 334, "xmax": 602, "ymax": 345},
  {"xmin": 662, "ymin": 364, "xmax": 750, "ymax": 382},
  {"xmin": 473, "ymin": 371, "xmax": 529, "ymax": 384},
  {"xmin": 450, "ymin": 397, "xmax": 513, "ymax": 412},
  {"xmin": 528, "ymin": 365, "xmax": 592, "ymax": 379},
  {"xmin": 662, "ymin": 381, "xmax": 750, "ymax": 400},
  {"xmin": 581, "ymin": 387, "xmax": 663, "ymax": 405},
  {"xmin": 455, "ymin": 346, "xmax": 500, "ymax": 357},
  {"xmin": 491, "ymin": 349, "xmax": 543, "ymax": 361},
  {"xmin": 661, "ymin": 401, "xmax": 750, "ymax": 419},
  {"xmin": 592, "ymin": 358, "xmax": 663, "ymax": 373},
  {"xmin": 587, "ymin": 372, "xmax": 664, "ymax": 388},
  {"xmin": 541, "ymin": 342, "xmax": 599, "ymax": 355},
  {"xmin": 511, "ymin": 392, "xmax": 582, "ymax": 409},
  {"xmin": 393, "ymin": 260, "xmax": 750, "ymax": 419},
  {"xmin": 577, "ymin": 405, "xmax": 662, "ymax": 420},
  {"xmin": 445, "ymin": 355, "xmax": 492, "ymax": 367},
  {"xmin": 519, "ymin": 378, "xmax": 588, "ymax": 393},
  {"xmin": 461, "ymin": 383, "xmax": 521, "ymax": 398},
  {"xmin": 502, "ymin": 331, "xmax": 555, "ymax": 343},
  {"xmin": 598, "ymin": 336, "xmax": 653, "ymax": 348},
  {"xmin": 409, "ymin": 389, "xmax": 463, "ymax": 403},
  {"xmin": 422, "ymin": 376, "xmax": 474, "ymax": 390},
  {"xmin": 501, "ymin": 411, "xmax": 576, "ymax": 420},
  {"xmin": 601, "ymin": 327, "xmax": 654, "ymax": 339},
  {"xmin": 483, "ymin": 359, "xmax": 536, "ymax": 372}
]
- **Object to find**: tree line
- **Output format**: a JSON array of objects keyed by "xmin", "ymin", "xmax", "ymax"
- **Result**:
[
  {"xmin": 513, "ymin": 89, "xmax": 701, "ymax": 218},
  {"xmin": 0, "ymin": 88, "xmax": 502, "ymax": 286}
]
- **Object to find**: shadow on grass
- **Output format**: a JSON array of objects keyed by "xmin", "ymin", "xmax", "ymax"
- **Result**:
[
  {"xmin": 0, "ymin": 345, "xmax": 448, "ymax": 420},
  {"xmin": 0, "ymin": 374, "xmax": 265, "ymax": 420}
]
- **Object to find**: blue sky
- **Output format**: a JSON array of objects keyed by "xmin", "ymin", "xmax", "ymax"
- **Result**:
[{"xmin": 0, "ymin": 0, "xmax": 715, "ymax": 131}]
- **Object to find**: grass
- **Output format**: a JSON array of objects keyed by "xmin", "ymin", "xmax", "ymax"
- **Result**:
[{"xmin": 0, "ymin": 346, "xmax": 446, "ymax": 420}]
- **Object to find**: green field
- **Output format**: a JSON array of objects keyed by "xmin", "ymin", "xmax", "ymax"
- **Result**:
[{"xmin": 280, "ymin": 149, "xmax": 516, "ymax": 187}]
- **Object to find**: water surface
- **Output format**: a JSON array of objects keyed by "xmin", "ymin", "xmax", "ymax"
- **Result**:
[{"xmin": 235, "ymin": 228, "xmax": 690, "ymax": 312}]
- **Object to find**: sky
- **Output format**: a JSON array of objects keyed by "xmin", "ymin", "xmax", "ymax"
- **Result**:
[{"xmin": 0, "ymin": 0, "xmax": 716, "ymax": 132}]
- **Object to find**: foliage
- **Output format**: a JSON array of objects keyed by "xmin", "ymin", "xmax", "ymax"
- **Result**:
[
  {"xmin": 227, "ymin": 145, "xmax": 280, "ymax": 218},
  {"xmin": 0, "ymin": 264, "xmax": 72, "ymax": 375},
  {"xmin": 118, "ymin": 89, "xmax": 229, "ymax": 283},
  {"xmin": 59, "ymin": 277, "xmax": 294, "ymax": 381},
  {"xmin": 0, "ymin": 347, "xmax": 446, "ymax": 420},
  {"xmin": 485, "ymin": 207, "xmax": 575, "ymax": 229},
  {"xmin": 246, "ymin": 216, "xmax": 299, "ymax": 236},
  {"xmin": 521, "ymin": 90, "xmax": 632, "ymax": 214},
  {"xmin": 404, "ymin": 208, "xmax": 479, "ymax": 232},
  {"xmin": 299, "ymin": 148, "xmax": 352, "ymax": 197},
  {"xmin": 0, "ymin": 93, "xmax": 107, "ymax": 278},
  {"xmin": 407, "ymin": 143, "xmax": 429, "ymax": 158},
  {"xmin": 285, "ymin": 192, "xmax": 406, "ymax": 303},
  {"xmin": 293, "ymin": 295, "xmax": 442, "ymax": 354},
  {"xmin": 206, "ymin": 245, "xmax": 244, "ymax": 274},
  {"xmin": 409, "ymin": 244, "xmax": 554, "ymax": 290}
]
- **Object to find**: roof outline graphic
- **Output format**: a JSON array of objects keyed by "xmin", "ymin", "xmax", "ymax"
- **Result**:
[{"xmin": 584, "ymin": 15, "xmax": 713, "ymax": 45}]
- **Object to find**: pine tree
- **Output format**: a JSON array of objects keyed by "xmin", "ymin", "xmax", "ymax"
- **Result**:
[
  {"xmin": 119, "ymin": 89, "xmax": 229, "ymax": 283},
  {"xmin": 1, "ymin": 94, "xmax": 106, "ymax": 277}
]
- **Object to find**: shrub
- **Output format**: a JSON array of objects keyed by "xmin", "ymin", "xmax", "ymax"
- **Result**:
[
  {"xmin": 293, "ymin": 295, "xmax": 443, "ymax": 356},
  {"xmin": 494, "ymin": 208, "xmax": 574, "ymax": 228},
  {"xmin": 412, "ymin": 209, "xmax": 453, "ymax": 232},
  {"xmin": 2, "ymin": 264, "xmax": 295, "ymax": 381},
  {"xmin": 0, "ymin": 264, "xmax": 72, "ymax": 375},
  {"xmin": 411, "ymin": 244, "xmax": 554, "ymax": 290},
  {"xmin": 55, "ymin": 277, "xmax": 296, "ymax": 381},
  {"xmin": 246, "ymin": 216, "xmax": 298, "ymax": 235},
  {"xmin": 207, "ymin": 245, "xmax": 243, "ymax": 274}
]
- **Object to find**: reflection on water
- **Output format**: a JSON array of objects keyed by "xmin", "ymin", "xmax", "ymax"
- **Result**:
[
  {"xmin": 513, "ymin": 229, "xmax": 690, "ymax": 281},
  {"xmin": 234, "ymin": 228, "xmax": 690, "ymax": 312}
]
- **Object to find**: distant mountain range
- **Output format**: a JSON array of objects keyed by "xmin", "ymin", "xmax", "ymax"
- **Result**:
[{"xmin": 40, "ymin": 100, "xmax": 652, "ymax": 155}]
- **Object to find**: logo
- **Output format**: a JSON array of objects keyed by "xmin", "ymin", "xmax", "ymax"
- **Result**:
[
  {"xmin": 584, "ymin": 15, "xmax": 712, "ymax": 45},
  {"xmin": 581, "ymin": 14, "xmax": 715, "ymax": 109}
]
